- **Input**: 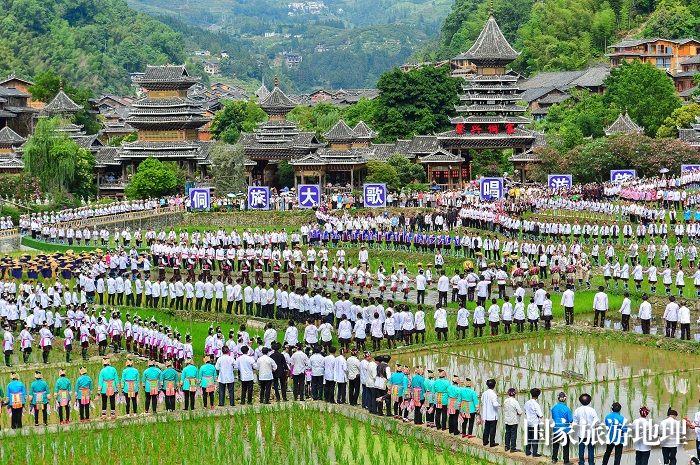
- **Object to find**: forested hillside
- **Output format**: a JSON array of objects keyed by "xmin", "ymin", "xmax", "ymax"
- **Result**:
[
  {"xmin": 0, "ymin": 0, "xmax": 185, "ymax": 93},
  {"xmin": 128, "ymin": 0, "xmax": 453, "ymax": 91},
  {"xmin": 417, "ymin": 0, "xmax": 700, "ymax": 74}
]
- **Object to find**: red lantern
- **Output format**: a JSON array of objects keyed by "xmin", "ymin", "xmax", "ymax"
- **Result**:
[
  {"xmin": 470, "ymin": 124, "xmax": 482, "ymax": 134},
  {"xmin": 487, "ymin": 124, "xmax": 499, "ymax": 134},
  {"xmin": 505, "ymin": 123, "xmax": 515, "ymax": 135},
  {"xmin": 456, "ymin": 123, "xmax": 464, "ymax": 135}
]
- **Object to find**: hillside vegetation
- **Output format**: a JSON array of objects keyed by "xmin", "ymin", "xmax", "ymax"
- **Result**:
[{"xmin": 0, "ymin": 0, "xmax": 186, "ymax": 93}]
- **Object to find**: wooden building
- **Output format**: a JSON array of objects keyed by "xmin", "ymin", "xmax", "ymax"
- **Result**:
[
  {"xmin": 607, "ymin": 38, "xmax": 700, "ymax": 75},
  {"xmin": 604, "ymin": 112, "xmax": 644, "ymax": 136},
  {"xmin": 240, "ymin": 80, "xmax": 321, "ymax": 185},
  {"xmin": 436, "ymin": 15, "xmax": 537, "ymax": 180}
]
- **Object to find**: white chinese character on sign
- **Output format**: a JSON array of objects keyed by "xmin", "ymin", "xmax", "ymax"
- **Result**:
[
  {"xmin": 612, "ymin": 171, "xmax": 634, "ymax": 183},
  {"xmin": 300, "ymin": 187, "xmax": 317, "ymax": 207},
  {"xmin": 192, "ymin": 190, "xmax": 209, "ymax": 209},
  {"xmin": 550, "ymin": 177, "xmax": 571, "ymax": 189},
  {"xmin": 366, "ymin": 186, "xmax": 384, "ymax": 205},
  {"xmin": 482, "ymin": 180, "xmax": 502, "ymax": 199},
  {"xmin": 249, "ymin": 189, "xmax": 267, "ymax": 207}
]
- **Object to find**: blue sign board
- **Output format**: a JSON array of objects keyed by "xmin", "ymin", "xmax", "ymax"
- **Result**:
[
  {"xmin": 363, "ymin": 183, "xmax": 387, "ymax": 208},
  {"xmin": 610, "ymin": 169, "xmax": 637, "ymax": 184},
  {"xmin": 189, "ymin": 188, "xmax": 211, "ymax": 210},
  {"xmin": 682, "ymin": 164, "xmax": 700, "ymax": 172},
  {"xmin": 547, "ymin": 174, "xmax": 573, "ymax": 189},
  {"xmin": 247, "ymin": 186, "xmax": 270, "ymax": 210},
  {"xmin": 479, "ymin": 177, "xmax": 504, "ymax": 201},
  {"xmin": 298, "ymin": 184, "xmax": 321, "ymax": 208}
]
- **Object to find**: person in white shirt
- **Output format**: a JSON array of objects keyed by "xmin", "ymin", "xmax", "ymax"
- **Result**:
[
  {"xmin": 526, "ymin": 298, "xmax": 540, "ymax": 332},
  {"xmin": 592, "ymin": 286, "xmax": 609, "ymax": 328},
  {"xmin": 663, "ymin": 296, "xmax": 679, "ymax": 338},
  {"xmin": 560, "ymin": 284, "xmax": 575, "ymax": 325},
  {"xmin": 434, "ymin": 306, "xmax": 448, "ymax": 341},
  {"xmin": 237, "ymin": 345, "xmax": 256, "ymax": 405},
  {"xmin": 437, "ymin": 271, "xmax": 450, "ymax": 308},
  {"xmin": 481, "ymin": 378, "xmax": 500, "ymax": 447},
  {"xmin": 215, "ymin": 346, "xmax": 236, "ymax": 407},
  {"xmin": 254, "ymin": 347, "xmax": 278, "ymax": 404},
  {"xmin": 659, "ymin": 409, "xmax": 683, "ymax": 465},
  {"xmin": 323, "ymin": 347, "xmax": 337, "ymax": 403},
  {"xmin": 632, "ymin": 406, "xmax": 653, "ymax": 465},
  {"xmin": 334, "ymin": 350, "xmax": 348, "ymax": 404},
  {"xmin": 346, "ymin": 349, "xmax": 361, "ymax": 406},
  {"xmin": 503, "ymin": 387, "xmax": 523, "ymax": 453},
  {"xmin": 415, "ymin": 270, "xmax": 427, "ymax": 305},
  {"xmin": 284, "ymin": 320, "xmax": 299, "ymax": 347},
  {"xmin": 573, "ymin": 393, "xmax": 599, "ymax": 465},
  {"xmin": 290, "ymin": 346, "xmax": 309, "ymax": 401},
  {"xmin": 3, "ymin": 325, "xmax": 13, "ymax": 366},
  {"xmin": 309, "ymin": 345, "xmax": 325, "ymax": 400},
  {"xmin": 456, "ymin": 306, "xmax": 470, "ymax": 339},
  {"xmin": 524, "ymin": 388, "xmax": 544, "ymax": 457},
  {"xmin": 619, "ymin": 292, "xmax": 631, "ymax": 331},
  {"xmin": 679, "ymin": 303, "xmax": 691, "ymax": 340},
  {"xmin": 487, "ymin": 298, "xmax": 501, "ymax": 336},
  {"xmin": 638, "ymin": 294, "xmax": 653, "ymax": 334}
]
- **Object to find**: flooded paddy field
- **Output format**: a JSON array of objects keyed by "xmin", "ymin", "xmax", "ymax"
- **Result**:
[{"xmin": 394, "ymin": 333, "xmax": 700, "ymax": 464}]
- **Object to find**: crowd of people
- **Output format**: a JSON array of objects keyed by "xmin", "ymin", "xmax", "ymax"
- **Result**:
[{"xmin": 2, "ymin": 349, "xmax": 698, "ymax": 465}]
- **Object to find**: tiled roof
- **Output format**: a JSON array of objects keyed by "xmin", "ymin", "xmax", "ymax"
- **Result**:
[
  {"xmin": 323, "ymin": 120, "xmax": 355, "ymax": 141},
  {"xmin": 679, "ymin": 128, "xmax": 700, "ymax": 146},
  {"xmin": 0, "ymin": 125, "xmax": 26, "ymax": 145},
  {"xmin": 43, "ymin": 89, "xmax": 81, "ymax": 114},
  {"xmin": 352, "ymin": 121, "xmax": 376, "ymax": 139},
  {"xmin": 407, "ymin": 135, "xmax": 439, "ymax": 154},
  {"xmin": 368, "ymin": 143, "xmax": 398, "ymax": 160},
  {"xmin": 569, "ymin": 66, "xmax": 610, "ymax": 87},
  {"xmin": 0, "ymin": 74, "xmax": 33, "ymax": 86},
  {"xmin": 681, "ymin": 55, "xmax": 700, "ymax": 65},
  {"xmin": 95, "ymin": 147, "xmax": 120, "ymax": 167},
  {"xmin": 537, "ymin": 92, "xmax": 571, "ymax": 105},
  {"xmin": 139, "ymin": 65, "xmax": 189, "ymax": 81},
  {"xmin": 0, "ymin": 86, "xmax": 29, "ymax": 98},
  {"xmin": 72, "ymin": 134, "xmax": 103, "ymax": 150},
  {"xmin": 0, "ymin": 155, "xmax": 24, "ymax": 169},
  {"xmin": 256, "ymin": 83, "xmax": 270, "ymax": 100},
  {"xmin": 462, "ymin": 15, "xmax": 519, "ymax": 64},
  {"xmin": 609, "ymin": 38, "xmax": 700, "ymax": 49},
  {"xmin": 680, "ymin": 85, "xmax": 698, "ymax": 98},
  {"xmin": 419, "ymin": 149, "xmax": 464, "ymax": 163},
  {"xmin": 604, "ymin": 112, "xmax": 643, "ymax": 136},
  {"xmin": 519, "ymin": 71, "xmax": 586, "ymax": 90},
  {"xmin": 259, "ymin": 85, "xmax": 297, "ymax": 111}
]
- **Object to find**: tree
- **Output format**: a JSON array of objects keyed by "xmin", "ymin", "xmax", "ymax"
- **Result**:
[
  {"xmin": 373, "ymin": 65, "xmax": 460, "ymax": 142},
  {"xmin": 539, "ymin": 90, "xmax": 618, "ymax": 150},
  {"xmin": 29, "ymin": 70, "xmax": 101, "ymax": 134},
  {"xmin": 471, "ymin": 150, "xmax": 514, "ymax": 178},
  {"xmin": 276, "ymin": 160, "xmax": 295, "ymax": 189},
  {"xmin": 22, "ymin": 117, "xmax": 80, "ymax": 193},
  {"xmin": 532, "ymin": 134, "xmax": 700, "ymax": 183},
  {"xmin": 68, "ymin": 148, "xmax": 97, "ymax": 200},
  {"xmin": 387, "ymin": 154, "xmax": 425, "ymax": 187},
  {"xmin": 365, "ymin": 160, "xmax": 400, "ymax": 191},
  {"xmin": 342, "ymin": 98, "xmax": 377, "ymax": 127},
  {"xmin": 288, "ymin": 103, "xmax": 342, "ymax": 137},
  {"xmin": 656, "ymin": 103, "xmax": 700, "ymax": 138},
  {"xmin": 643, "ymin": 0, "xmax": 698, "ymax": 38},
  {"xmin": 604, "ymin": 61, "xmax": 681, "ymax": 136},
  {"xmin": 124, "ymin": 158, "xmax": 181, "ymax": 199},
  {"xmin": 210, "ymin": 142, "xmax": 247, "ymax": 194},
  {"xmin": 210, "ymin": 100, "xmax": 267, "ymax": 144}
]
